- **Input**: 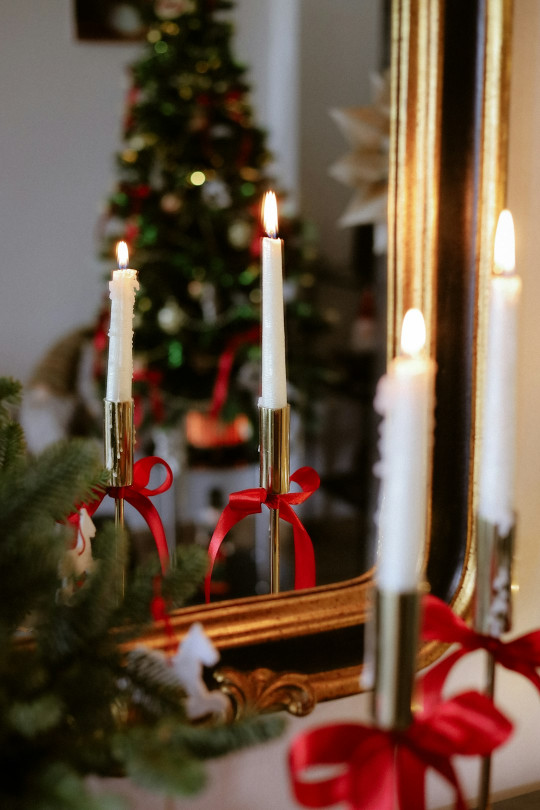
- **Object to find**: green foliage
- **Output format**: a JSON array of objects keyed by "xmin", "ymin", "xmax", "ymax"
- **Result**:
[{"xmin": 0, "ymin": 380, "xmax": 285, "ymax": 809}]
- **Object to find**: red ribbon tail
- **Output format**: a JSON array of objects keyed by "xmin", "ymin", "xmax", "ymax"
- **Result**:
[
  {"xmin": 396, "ymin": 746, "xmax": 428, "ymax": 810},
  {"xmin": 122, "ymin": 489, "xmax": 169, "ymax": 574},
  {"xmin": 205, "ymin": 502, "xmax": 260, "ymax": 602},
  {"xmin": 278, "ymin": 501, "xmax": 316, "ymax": 590}
]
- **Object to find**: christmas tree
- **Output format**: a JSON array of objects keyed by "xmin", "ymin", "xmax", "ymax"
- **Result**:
[
  {"xmin": 94, "ymin": 0, "xmax": 324, "ymax": 455},
  {"xmin": 0, "ymin": 378, "xmax": 283, "ymax": 809}
]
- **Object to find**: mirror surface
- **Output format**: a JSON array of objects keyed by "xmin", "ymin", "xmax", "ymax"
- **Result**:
[{"xmin": 172, "ymin": 0, "xmax": 389, "ymax": 597}]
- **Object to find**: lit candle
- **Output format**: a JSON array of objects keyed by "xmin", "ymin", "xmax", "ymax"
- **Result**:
[
  {"xmin": 478, "ymin": 210, "xmax": 521, "ymax": 535},
  {"xmin": 374, "ymin": 309, "xmax": 436, "ymax": 592},
  {"xmin": 106, "ymin": 241, "xmax": 139, "ymax": 402},
  {"xmin": 260, "ymin": 191, "xmax": 287, "ymax": 409}
]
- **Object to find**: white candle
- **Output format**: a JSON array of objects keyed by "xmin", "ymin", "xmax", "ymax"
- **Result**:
[
  {"xmin": 478, "ymin": 210, "xmax": 521, "ymax": 535},
  {"xmin": 106, "ymin": 241, "xmax": 139, "ymax": 402},
  {"xmin": 260, "ymin": 191, "xmax": 287, "ymax": 409},
  {"xmin": 374, "ymin": 309, "xmax": 436, "ymax": 592}
]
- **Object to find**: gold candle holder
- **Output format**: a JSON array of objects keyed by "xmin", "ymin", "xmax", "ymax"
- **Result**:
[
  {"xmin": 104, "ymin": 399, "xmax": 134, "ymax": 488},
  {"xmin": 475, "ymin": 515, "xmax": 516, "ymax": 810},
  {"xmin": 474, "ymin": 516, "xmax": 516, "ymax": 637},
  {"xmin": 371, "ymin": 587, "xmax": 421, "ymax": 730},
  {"xmin": 259, "ymin": 404, "xmax": 290, "ymax": 594},
  {"xmin": 104, "ymin": 399, "xmax": 134, "ymax": 599}
]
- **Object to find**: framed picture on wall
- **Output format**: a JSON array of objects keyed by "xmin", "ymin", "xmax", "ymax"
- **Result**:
[{"xmin": 74, "ymin": 0, "xmax": 147, "ymax": 41}]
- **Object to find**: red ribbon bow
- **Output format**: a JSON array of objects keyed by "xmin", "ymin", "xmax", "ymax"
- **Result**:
[
  {"xmin": 70, "ymin": 456, "xmax": 172, "ymax": 574},
  {"xmin": 204, "ymin": 466, "xmax": 319, "ymax": 602},
  {"xmin": 422, "ymin": 594, "xmax": 540, "ymax": 692},
  {"xmin": 289, "ymin": 652, "xmax": 512, "ymax": 810}
]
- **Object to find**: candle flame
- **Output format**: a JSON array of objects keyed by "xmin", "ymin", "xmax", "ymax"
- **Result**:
[
  {"xmin": 401, "ymin": 308, "xmax": 426, "ymax": 356},
  {"xmin": 262, "ymin": 191, "xmax": 279, "ymax": 238},
  {"xmin": 116, "ymin": 241, "xmax": 129, "ymax": 270},
  {"xmin": 494, "ymin": 209, "xmax": 515, "ymax": 274}
]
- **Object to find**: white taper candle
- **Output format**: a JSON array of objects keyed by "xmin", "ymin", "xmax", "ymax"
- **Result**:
[
  {"xmin": 260, "ymin": 191, "xmax": 287, "ymax": 409},
  {"xmin": 478, "ymin": 210, "xmax": 521, "ymax": 535},
  {"xmin": 106, "ymin": 241, "xmax": 139, "ymax": 402},
  {"xmin": 374, "ymin": 309, "xmax": 436, "ymax": 592}
]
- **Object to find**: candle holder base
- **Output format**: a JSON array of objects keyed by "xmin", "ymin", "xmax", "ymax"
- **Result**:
[{"xmin": 372, "ymin": 587, "xmax": 420, "ymax": 730}]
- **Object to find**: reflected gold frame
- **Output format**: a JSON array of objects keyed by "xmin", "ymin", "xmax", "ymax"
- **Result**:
[{"xmin": 131, "ymin": 0, "xmax": 513, "ymax": 716}]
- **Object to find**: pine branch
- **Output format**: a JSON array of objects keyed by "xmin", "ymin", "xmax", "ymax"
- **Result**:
[
  {"xmin": 162, "ymin": 545, "xmax": 208, "ymax": 608},
  {"xmin": 0, "ymin": 377, "xmax": 21, "ymax": 420},
  {"xmin": 0, "ymin": 439, "xmax": 106, "ymax": 537},
  {"xmin": 41, "ymin": 523, "xmax": 125, "ymax": 660},
  {"xmin": 0, "ymin": 421, "xmax": 25, "ymax": 471},
  {"xmin": 155, "ymin": 712, "xmax": 286, "ymax": 760}
]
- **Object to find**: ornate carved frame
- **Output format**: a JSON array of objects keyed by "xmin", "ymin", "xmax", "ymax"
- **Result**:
[{"xmin": 133, "ymin": 0, "xmax": 513, "ymax": 718}]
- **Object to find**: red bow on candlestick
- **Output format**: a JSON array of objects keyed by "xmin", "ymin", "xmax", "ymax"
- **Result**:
[
  {"xmin": 205, "ymin": 466, "xmax": 319, "ymax": 602},
  {"xmin": 422, "ymin": 593, "xmax": 540, "ymax": 692},
  {"xmin": 289, "ymin": 650, "xmax": 512, "ymax": 810},
  {"xmin": 69, "ymin": 456, "xmax": 172, "ymax": 574}
]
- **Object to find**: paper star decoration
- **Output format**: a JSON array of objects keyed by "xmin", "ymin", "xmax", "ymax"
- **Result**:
[{"xmin": 328, "ymin": 70, "xmax": 390, "ymax": 252}]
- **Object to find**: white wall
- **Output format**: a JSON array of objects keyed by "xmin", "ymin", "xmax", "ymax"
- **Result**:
[{"xmin": 0, "ymin": 0, "xmax": 138, "ymax": 384}]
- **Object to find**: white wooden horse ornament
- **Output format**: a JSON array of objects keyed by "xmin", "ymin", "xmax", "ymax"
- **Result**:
[{"xmin": 170, "ymin": 622, "xmax": 229, "ymax": 720}]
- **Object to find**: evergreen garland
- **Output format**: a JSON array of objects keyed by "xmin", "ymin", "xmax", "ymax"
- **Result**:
[{"xmin": 0, "ymin": 379, "xmax": 284, "ymax": 809}]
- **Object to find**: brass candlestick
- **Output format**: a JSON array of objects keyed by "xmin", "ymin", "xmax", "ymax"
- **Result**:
[
  {"xmin": 104, "ymin": 399, "xmax": 134, "ymax": 598},
  {"xmin": 259, "ymin": 404, "xmax": 290, "ymax": 594},
  {"xmin": 475, "ymin": 515, "xmax": 516, "ymax": 810},
  {"xmin": 371, "ymin": 587, "xmax": 421, "ymax": 730}
]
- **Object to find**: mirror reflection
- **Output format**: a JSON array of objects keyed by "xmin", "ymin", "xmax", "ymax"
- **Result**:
[{"xmin": 15, "ymin": 0, "xmax": 389, "ymax": 599}]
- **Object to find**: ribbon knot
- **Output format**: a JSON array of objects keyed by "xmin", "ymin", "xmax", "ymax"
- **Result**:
[
  {"xmin": 229, "ymin": 487, "xmax": 266, "ymax": 513},
  {"xmin": 69, "ymin": 456, "xmax": 172, "ymax": 575},
  {"xmin": 204, "ymin": 466, "xmax": 319, "ymax": 602}
]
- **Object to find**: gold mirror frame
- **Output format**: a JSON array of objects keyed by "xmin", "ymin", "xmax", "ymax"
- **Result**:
[{"xmin": 131, "ymin": 0, "xmax": 513, "ymax": 718}]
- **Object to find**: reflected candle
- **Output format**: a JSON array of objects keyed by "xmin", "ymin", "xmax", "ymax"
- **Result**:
[
  {"xmin": 260, "ymin": 191, "xmax": 287, "ymax": 409},
  {"xmin": 478, "ymin": 210, "xmax": 521, "ymax": 535},
  {"xmin": 106, "ymin": 241, "xmax": 139, "ymax": 402},
  {"xmin": 374, "ymin": 309, "xmax": 436, "ymax": 592}
]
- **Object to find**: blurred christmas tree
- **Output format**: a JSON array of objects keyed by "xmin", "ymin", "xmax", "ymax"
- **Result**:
[{"xmin": 95, "ymin": 0, "xmax": 325, "ymax": 457}]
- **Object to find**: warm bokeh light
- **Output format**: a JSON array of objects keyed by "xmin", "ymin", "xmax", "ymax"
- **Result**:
[
  {"xmin": 116, "ymin": 241, "xmax": 129, "ymax": 269},
  {"xmin": 190, "ymin": 170, "xmax": 206, "ymax": 186},
  {"xmin": 262, "ymin": 190, "xmax": 279, "ymax": 238},
  {"xmin": 401, "ymin": 308, "xmax": 426, "ymax": 356},
  {"xmin": 494, "ymin": 209, "xmax": 515, "ymax": 274}
]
